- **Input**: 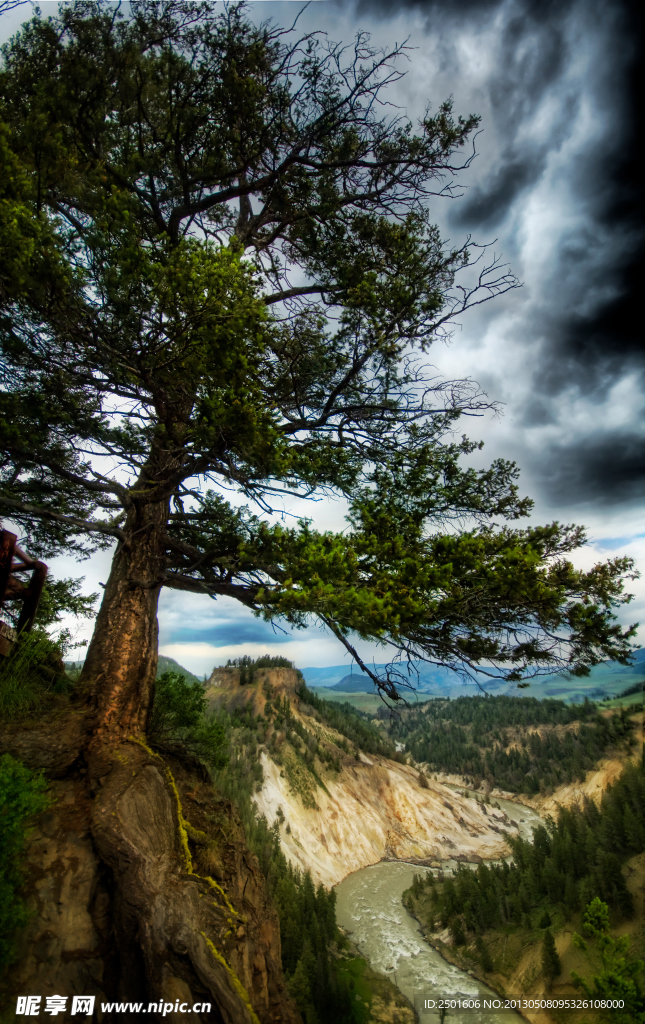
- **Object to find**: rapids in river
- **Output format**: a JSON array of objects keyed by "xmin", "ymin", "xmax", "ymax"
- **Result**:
[{"xmin": 334, "ymin": 794, "xmax": 543, "ymax": 1022}]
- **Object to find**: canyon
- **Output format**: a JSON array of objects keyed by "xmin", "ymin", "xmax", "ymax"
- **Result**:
[{"xmin": 205, "ymin": 667, "xmax": 519, "ymax": 888}]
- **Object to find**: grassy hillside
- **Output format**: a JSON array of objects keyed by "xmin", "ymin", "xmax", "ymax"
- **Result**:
[
  {"xmin": 301, "ymin": 649, "xmax": 645, "ymax": 703},
  {"xmin": 156, "ymin": 654, "xmax": 202, "ymax": 684}
]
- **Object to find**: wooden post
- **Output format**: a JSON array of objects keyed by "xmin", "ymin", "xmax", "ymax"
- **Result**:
[
  {"xmin": 0, "ymin": 529, "xmax": 16, "ymax": 605},
  {"xmin": 0, "ymin": 530, "xmax": 18, "ymax": 656},
  {"xmin": 16, "ymin": 561, "xmax": 48, "ymax": 635}
]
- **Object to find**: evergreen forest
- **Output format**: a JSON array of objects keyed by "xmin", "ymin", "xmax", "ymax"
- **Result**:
[
  {"xmin": 406, "ymin": 757, "xmax": 644, "ymax": 939},
  {"xmin": 388, "ymin": 695, "xmax": 637, "ymax": 793}
]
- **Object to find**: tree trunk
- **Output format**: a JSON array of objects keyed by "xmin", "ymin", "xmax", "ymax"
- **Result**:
[
  {"xmin": 81, "ymin": 493, "xmax": 168, "ymax": 750},
  {"xmin": 1, "ymin": 478, "xmax": 300, "ymax": 1022}
]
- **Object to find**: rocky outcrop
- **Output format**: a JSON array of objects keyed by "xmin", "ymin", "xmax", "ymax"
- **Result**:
[{"xmin": 7, "ymin": 757, "xmax": 299, "ymax": 1024}]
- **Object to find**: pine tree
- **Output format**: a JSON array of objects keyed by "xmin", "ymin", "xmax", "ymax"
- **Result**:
[
  {"xmin": 476, "ymin": 936, "xmax": 494, "ymax": 973},
  {"xmin": 541, "ymin": 930, "xmax": 561, "ymax": 984},
  {"xmin": 565, "ymin": 875, "xmax": 580, "ymax": 916}
]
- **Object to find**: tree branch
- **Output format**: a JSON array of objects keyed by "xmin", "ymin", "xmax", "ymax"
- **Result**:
[{"xmin": 0, "ymin": 495, "xmax": 124, "ymax": 540}]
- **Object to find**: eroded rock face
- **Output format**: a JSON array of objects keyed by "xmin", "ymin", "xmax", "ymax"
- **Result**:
[
  {"xmin": 167, "ymin": 758, "xmax": 299, "ymax": 1024},
  {"xmin": 255, "ymin": 753, "xmax": 513, "ymax": 888},
  {"xmin": 206, "ymin": 668, "xmax": 515, "ymax": 888},
  {"xmin": 9, "ymin": 765, "xmax": 299, "ymax": 1024},
  {"xmin": 11, "ymin": 776, "xmax": 115, "ymax": 1007}
]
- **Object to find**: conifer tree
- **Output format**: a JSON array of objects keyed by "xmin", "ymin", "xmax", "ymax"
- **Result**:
[
  {"xmin": 572, "ymin": 898, "xmax": 645, "ymax": 1024},
  {"xmin": 476, "ymin": 936, "xmax": 494, "ymax": 973},
  {"xmin": 542, "ymin": 929, "xmax": 561, "ymax": 985}
]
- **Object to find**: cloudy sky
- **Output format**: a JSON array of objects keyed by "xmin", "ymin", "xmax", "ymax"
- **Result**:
[{"xmin": 3, "ymin": 0, "xmax": 643, "ymax": 675}]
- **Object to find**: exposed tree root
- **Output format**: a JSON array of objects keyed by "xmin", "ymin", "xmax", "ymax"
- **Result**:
[{"xmin": 2, "ymin": 721, "xmax": 299, "ymax": 1024}]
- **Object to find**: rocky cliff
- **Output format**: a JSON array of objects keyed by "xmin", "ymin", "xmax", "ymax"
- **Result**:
[
  {"xmin": 206, "ymin": 667, "xmax": 516, "ymax": 888},
  {"xmin": 5, "ymin": 750, "xmax": 299, "ymax": 1024}
]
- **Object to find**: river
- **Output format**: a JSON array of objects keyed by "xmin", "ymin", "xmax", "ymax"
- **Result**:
[{"xmin": 334, "ymin": 793, "xmax": 543, "ymax": 1023}]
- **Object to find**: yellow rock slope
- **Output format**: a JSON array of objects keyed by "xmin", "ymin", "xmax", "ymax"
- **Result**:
[{"xmin": 206, "ymin": 667, "xmax": 516, "ymax": 888}]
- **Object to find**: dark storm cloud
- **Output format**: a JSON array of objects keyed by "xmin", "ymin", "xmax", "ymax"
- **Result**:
[
  {"xmin": 535, "ymin": 246, "xmax": 644, "ymax": 399},
  {"xmin": 164, "ymin": 616, "xmax": 290, "ymax": 647},
  {"xmin": 450, "ymin": 4, "xmax": 575, "ymax": 231},
  {"xmin": 341, "ymin": 0, "xmax": 644, "ymax": 510},
  {"xmin": 534, "ymin": 431, "xmax": 645, "ymax": 507}
]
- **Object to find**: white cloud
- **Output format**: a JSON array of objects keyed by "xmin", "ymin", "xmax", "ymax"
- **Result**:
[{"xmin": 160, "ymin": 635, "xmax": 388, "ymax": 676}]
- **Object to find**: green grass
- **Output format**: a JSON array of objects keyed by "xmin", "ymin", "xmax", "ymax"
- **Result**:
[
  {"xmin": 600, "ymin": 691, "xmax": 644, "ymax": 710},
  {"xmin": 526, "ymin": 667, "xmax": 645, "ymax": 704},
  {"xmin": 308, "ymin": 687, "xmax": 430, "ymax": 715},
  {"xmin": 0, "ymin": 754, "xmax": 50, "ymax": 979},
  {"xmin": 0, "ymin": 630, "xmax": 70, "ymax": 721}
]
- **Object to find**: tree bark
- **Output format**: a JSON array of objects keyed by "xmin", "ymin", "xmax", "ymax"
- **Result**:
[{"xmin": 81, "ymin": 493, "xmax": 168, "ymax": 751}]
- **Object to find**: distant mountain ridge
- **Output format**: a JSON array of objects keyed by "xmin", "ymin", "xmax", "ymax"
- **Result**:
[
  {"xmin": 157, "ymin": 654, "xmax": 202, "ymax": 684},
  {"xmin": 301, "ymin": 648, "xmax": 645, "ymax": 703}
]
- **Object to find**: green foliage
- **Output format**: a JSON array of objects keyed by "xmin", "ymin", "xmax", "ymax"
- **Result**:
[
  {"xmin": 0, "ymin": 629, "xmax": 70, "ymax": 720},
  {"xmin": 226, "ymin": 654, "xmax": 295, "ymax": 686},
  {"xmin": 541, "ymin": 929, "xmax": 561, "ymax": 983},
  {"xmin": 33, "ymin": 576, "xmax": 98, "ymax": 631},
  {"xmin": 149, "ymin": 672, "xmax": 228, "ymax": 769},
  {"xmin": 0, "ymin": 754, "xmax": 50, "ymax": 974},
  {"xmin": 409, "ymin": 759, "xmax": 643, "ymax": 942},
  {"xmin": 0, "ymin": 0, "xmax": 637, "ymax": 699},
  {"xmin": 227, "ymin": 654, "xmax": 294, "ymax": 671},
  {"xmin": 451, "ymin": 918, "xmax": 466, "ymax": 946},
  {"xmin": 296, "ymin": 683, "xmax": 398, "ymax": 759},
  {"xmin": 2, "ymin": 575, "xmax": 96, "ymax": 649},
  {"xmin": 387, "ymin": 695, "xmax": 635, "ymax": 793},
  {"xmin": 571, "ymin": 899, "xmax": 645, "ymax": 1024}
]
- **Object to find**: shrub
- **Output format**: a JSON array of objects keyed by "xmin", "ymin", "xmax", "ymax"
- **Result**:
[
  {"xmin": 0, "ymin": 754, "xmax": 50, "ymax": 974},
  {"xmin": 149, "ymin": 671, "xmax": 228, "ymax": 769},
  {"xmin": 0, "ymin": 630, "xmax": 70, "ymax": 721}
]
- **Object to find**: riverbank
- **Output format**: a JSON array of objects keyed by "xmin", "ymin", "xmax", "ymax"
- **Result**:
[
  {"xmin": 333, "ymin": 788, "xmax": 544, "ymax": 1023},
  {"xmin": 403, "ymin": 852, "xmax": 644, "ymax": 1024},
  {"xmin": 334, "ymin": 945, "xmax": 417, "ymax": 1024},
  {"xmin": 335, "ymin": 861, "xmax": 526, "ymax": 1024}
]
